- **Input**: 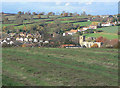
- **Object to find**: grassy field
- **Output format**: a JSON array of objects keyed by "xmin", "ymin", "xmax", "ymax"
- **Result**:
[
  {"xmin": 2, "ymin": 24, "xmax": 17, "ymax": 27},
  {"xmin": 73, "ymin": 21, "xmax": 92, "ymax": 26},
  {"xmin": 83, "ymin": 26, "xmax": 118, "ymax": 39},
  {"xmin": 60, "ymin": 20, "xmax": 75, "ymax": 23},
  {"xmin": 57, "ymin": 16, "xmax": 90, "ymax": 19},
  {"xmin": 97, "ymin": 26, "xmax": 118, "ymax": 34},
  {"xmin": 83, "ymin": 33, "xmax": 118, "ymax": 39},
  {"xmin": 2, "ymin": 47, "xmax": 118, "ymax": 86}
]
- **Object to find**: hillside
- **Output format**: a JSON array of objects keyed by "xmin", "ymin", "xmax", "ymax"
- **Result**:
[{"xmin": 2, "ymin": 47, "xmax": 118, "ymax": 86}]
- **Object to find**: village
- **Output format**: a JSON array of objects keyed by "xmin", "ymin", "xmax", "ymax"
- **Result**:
[
  {"xmin": 0, "ymin": 12, "xmax": 120, "ymax": 48},
  {"xmin": 1, "ymin": 14, "xmax": 119, "ymax": 48}
]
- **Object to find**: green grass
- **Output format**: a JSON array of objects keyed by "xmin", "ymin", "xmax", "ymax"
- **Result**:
[
  {"xmin": 58, "ymin": 16, "xmax": 90, "ymax": 19},
  {"xmin": 14, "ymin": 25, "xmax": 26, "ymax": 29},
  {"xmin": 2, "ymin": 75, "xmax": 24, "ymax": 86},
  {"xmin": 83, "ymin": 33, "xmax": 118, "ymax": 39},
  {"xmin": 2, "ymin": 24, "xmax": 17, "ymax": 27},
  {"xmin": 2, "ymin": 47, "xmax": 118, "ymax": 86},
  {"xmin": 73, "ymin": 21, "xmax": 92, "ymax": 26},
  {"xmin": 83, "ymin": 26, "xmax": 118, "ymax": 39},
  {"xmin": 60, "ymin": 20, "xmax": 75, "ymax": 23},
  {"xmin": 97, "ymin": 26, "xmax": 118, "ymax": 34}
]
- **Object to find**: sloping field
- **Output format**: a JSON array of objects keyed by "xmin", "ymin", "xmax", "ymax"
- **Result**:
[
  {"xmin": 73, "ymin": 21, "xmax": 92, "ymax": 26},
  {"xmin": 83, "ymin": 32, "xmax": 118, "ymax": 39},
  {"xmin": 2, "ymin": 47, "xmax": 118, "ymax": 86},
  {"xmin": 97, "ymin": 26, "xmax": 118, "ymax": 34}
]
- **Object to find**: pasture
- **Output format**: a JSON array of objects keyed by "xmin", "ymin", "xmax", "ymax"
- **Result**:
[
  {"xmin": 97, "ymin": 26, "xmax": 118, "ymax": 34},
  {"xmin": 83, "ymin": 32, "xmax": 118, "ymax": 39},
  {"xmin": 73, "ymin": 21, "xmax": 92, "ymax": 26},
  {"xmin": 2, "ymin": 47, "xmax": 118, "ymax": 86},
  {"xmin": 83, "ymin": 26, "xmax": 118, "ymax": 39}
]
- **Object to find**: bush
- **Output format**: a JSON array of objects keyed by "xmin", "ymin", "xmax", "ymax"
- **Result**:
[{"xmin": 91, "ymin": 44, "xmax": 98, "ymax": 48}]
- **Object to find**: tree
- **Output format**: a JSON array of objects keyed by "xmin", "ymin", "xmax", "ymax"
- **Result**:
[
  {"xmin": 23, "ymin": 26, "xmax": 27, "ymax": 31},
  {"xmin": 4, "ymin": 17, "xmax": 9, "ymax": 23},
  {"xmin": 39, "ymin": 12, "xmax": 45, "ymax": 15},
  {"xmin": 18, "ymin": 11, "xmax": 22, "ymax": 15},
  {"xmin": 91, "ymin": 44, "xmax": 98, "ymax": 48},
  {"xmin": 7, "ymin": 30, "xmax": 10, "ymax": 34},
  {"xmin": 69, "ymin": 13, "xmax": 73, "ymax": 16},
  {"xmin": 37, "ymin": 15, "xmax": 41, "ymax": 19},
  {"xmin": 63, "ymin": 13, "xmax": 68, "ymax": 17},
  {"xmin": 96, "ymin": 36, "xmax": 107, "ymax": 43},
  {"xmin": 2, "ymin": 26, "xmax": 7, "ymax": 32},
  {"xmin": 33, "ymin": 12, "xmax": 37, "ymax": 15},
  {"xmin": 112, "ymin": 18, "xmax": 117, "ymax": 22},
  {"xmin": 48, "ymin": 12, "xmax": 54, "ymax": 16}
]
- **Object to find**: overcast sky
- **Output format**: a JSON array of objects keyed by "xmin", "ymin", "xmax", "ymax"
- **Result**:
[{"xmin": 2, "ymin": 1, "xmax": 119, "ymax": 15}]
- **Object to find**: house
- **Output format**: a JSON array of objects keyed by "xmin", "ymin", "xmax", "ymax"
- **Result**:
[
  {"xmin": 33, "ymin": 38, "xmax": 38, "ymax": 43},
  {"xmin": 3, "ymin": 40, "xmax": 7, "ymax": 43},
  {"xmin": 89, "ymin": 25, "xmax": 97, "ymax": 29},
  {"xmin": 44, "ymin": 41, "xmax": 49, "ymax": 44},
  {"xmin": 16, "ymin": 37, "xmax": 20, "ymax": 41},
  {"xmin": 26, "ymin": 34, "xmax": 33, "ymax": 38},
  {"xmin": 6, "ymin": 37, "xmax": 11, "ymax": 41},
  {"xmin": 24, "ymin": 38, "xmax": 28, "ymax": 42},
  {"xmin": 66, "ymin": 30, "xmax": 78, "ymax": 35},
  {"xmin": 29, "ymin": 38, "xmax": 33, "ymax": 42},
  {"xmin": 83, "ymin": 27, "xmax": 89, "ymax": 30},
  {"xmin": 39, "ymin": 40, "xmax": 43, "ymax": 43},
  {"xmin": 61, "ymin": 44, "xmax": 75, "ymax": 48},
  {"xmin": 100, "ymin": 15, "xmax": 109, "ymax": 18},
  {"xmin": 19, "ymin": 33, "xmax": 25, "ymax": 37},
  {"xmin": 79, "ymin": 36, "xmax": 101, "ymax": 48},
  {"xmin": 101, "ymin": 22, "xmax": 113, "ymax": 27},
  {"xmin": 18, "ymin": 37, "xmax": 24, "ymax": 42},
  {"xmin": 9, "ymin": 33, "xmax": 15, "ymax": 37},
  {"xmin": 9, "ymin": 41, "xmax": 14, "ymax": 45},
  {"xmin": 63, "ymin": 33, "xmax": 66, "ymax": 36}
]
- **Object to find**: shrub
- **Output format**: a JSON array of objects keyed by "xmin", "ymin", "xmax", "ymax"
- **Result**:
[{"xmin": 91, "ymin": 44, "xmax": 98, "ymax": 48}]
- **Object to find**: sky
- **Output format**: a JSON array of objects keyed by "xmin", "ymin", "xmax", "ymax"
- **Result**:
[{"xmin": 1, "ymin": 1, "xmax": 119, "ymax": 15}]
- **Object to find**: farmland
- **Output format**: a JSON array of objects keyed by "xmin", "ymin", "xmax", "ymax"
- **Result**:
[
  {"xmin": 97, "ymin": 26, "xmax": 118, "ymax": 34},
  {"xmin": 83, "ymin": 32, "xmax": 118, "ymax": 39},
  {"xmin": 73, "ymin": 21, "xmax": 92, "ymax": 26},
  {"xmin": 83, "ymin": 26, "xmax": 118, "ymax": 39},
  {"xmin": 2, "ymin": 47, "xmax": 118, "ymax": 86}
]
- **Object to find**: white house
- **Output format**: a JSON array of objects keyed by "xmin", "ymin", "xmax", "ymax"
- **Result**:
[
  {"xmin": 66, "ymin": 30, "xmax": 78, "ymax": 35},
  {"xmin": 63, "ymin": 33, "xmax": 66, "ymax": 36},
  {"xmin": 39, "ymin": 40, "xmax": 43, "ymax": 43},
  {"xmin": 101, "ymin": 22, "xmax": 113, "ymax": 27},
  {"xmin": 29, "ymin": 38, "xmax": 33, "ymax": 42},
  {"xmin": 19, "ymin": 37, "xmax": 24, "ymax": 42},
  {"xmin": 3, "ymin": 40, "xmax": 7, "ymax": 43},
  {"xmin": 6, "ymin": 38, "xmax": 11, "ymax": 41},
  {"xmin": 24, "ymin": 38, "xmax": 28, "ymax": 42},
  {"xmin": 10, "ymin": 41, "xmax": 14, "ymax": 45},
  {"xmin": 44, "ymin": 41, "xmax": 49, "ymax": 43},
  {"xmin": 33, "ymin": 38, "xmax": 38, "ymax": 42},
  {"xmin": 83, "ymin": 27, "xmax": 89, "ymax": 30}
]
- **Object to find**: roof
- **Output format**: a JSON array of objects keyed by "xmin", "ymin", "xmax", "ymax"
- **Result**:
[
  {"xmin": 61, "ymin": 44, "xmax": 75, "ymax": 47},
  {"xmin": 66, "ymin": 29, "xmax": 78, "ymax": 33},
  {"xmin": 70, "ymin": 30, "xmax": 78, "ymax": 32},
  {"xmin": 89, "ymin": 25, "xmax": 97, "ymax": 26}
]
